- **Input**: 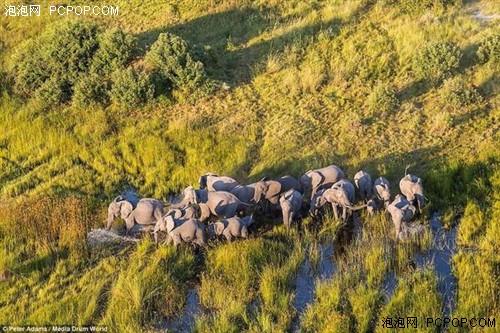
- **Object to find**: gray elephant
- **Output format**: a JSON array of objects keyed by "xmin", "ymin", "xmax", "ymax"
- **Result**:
[
  {"xmin": 387, "ymin": 194, "xmax": 417, "ymax": 240},
  {"xmin": 199, "ymin": 173, "xmax": 240, "ymax": 192},
  {"xmin": 279, "ymin": 189, "xmax": 303, "ymax": 228},
  {"xmin": 276, "ymin": 175, "xmax": 303, "ymax": 193},
  {"xmin": 373, "ymin": 177, "xmax": 391, "ymax": 208},
  {"xmin": 399, "ymin": 172, "xmax": 425, "ymax": 213},
  {"xmin": 354, "ymin": 170, "xmax": 372, "ymax": 201},
  {"xmin": 209, "ymin": 215, "xmax": 254, "ymax": 242},
  {"xmin": 106, "ymin": 196, "xmax": 164, "ymax": 234},
  {"xmin": 309, "ymin": 179, "xmax": 365, "ymax": 222},
  {"xmin": 173, "ymin": 186, "xmax": 251, "ymax": 221},
  {"xmin": 230, "ymin": 181, "xmax": 267, "ymax": 204},
  {"xmin": 300, "ymin": 164, "xmax": 345, "ymax": 200},
  {"xmin": 153, "ymin": 215, "xmax": 206, "ymax": 247},
  {"xmin": 261, "ymin": 175, "xmax": 303, "ymax": 205},
  {"xmin": 164, "ymin": 205, "xmax": 198, "ymax": 220}
]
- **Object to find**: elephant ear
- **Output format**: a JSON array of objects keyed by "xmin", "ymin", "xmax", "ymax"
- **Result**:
[
  {"xmin": 265, "ymin": 181, "xmax": 282, "ymax": 199},
  {"xmin": 120, "ymin": 201, "xmax": 133, "ymax": 219},
  {"xmin": 184, "ymin": 186, "xmax": 197, "ymax": 204},
  {"xmin": 165, "ymin": 215, "xmax": 176, "ymax": 233},
  {"xmin": 215, "ymin": 221, "xmax": 226, "ymax": 235}
]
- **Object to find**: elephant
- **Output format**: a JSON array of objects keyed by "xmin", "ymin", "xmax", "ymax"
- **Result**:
[
  {"xmin": 279, "ymin": 189, "xmax": 303, "ymax": 228},
  {"xmin": 373, "ymin": 177, "xmax": 391, "ymax": 209},
  {"xmin": 173, "ymin": 186, "xmax": 251, "ymax": 222},
  {"xmin": 276, "ymin": 175, "xmax": 303, "ymax": 194},
  {"xmin": 106, "ymin": 196, "xmax": 164, "ymax": 234},
  {"xmin": 399, "ymin": 172, "xmax": 425, "ymax": 214},
  {"xmin": 209, "ymin": 215, "xmax": 254, "ymax": 242},
  {"xmin": 153, "ymin": 215, "xmax": 206, "ymax": 247},
  {"xmin": 354, "ymin": 170, "xmax": 372, "ymax": 202},
  {"xmin": 387, "ymin": 194, "xmax": 417, "ymax": 240},
  {"xmin": 199, "ymin": 173, "xmax": 240, "ymax": 192},
  {"xmin": 164, "ymin": 205, "xmax": 198, "ymax": 220},
  {"xmin": 260, "ymin": 175, "xmax": 303, "ymax": 205},
  {"xmin": 230, "ymin": 181, "xmax": 268, "ymax": 204},
  {"xmin": 261, "ymin": 179, "xmax": 282, "ymax": 205},
  {"xmin": 309, "ymin": 179, "xmax": 365, "ymax": 222},
  {"xmin": 300, "ymin": 164, "xmax": 345, "ymax": 200}
]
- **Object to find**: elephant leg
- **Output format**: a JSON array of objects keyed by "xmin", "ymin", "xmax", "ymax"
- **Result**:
[
  {"xmin": 332, "ymin": 203, "xmax": 339, "ymax": 220},
  {"xmin": 224, "ymin": 231, "xmax": 233, "ymax": 242},
  {"xmin": 342, "ymin": 206, "xmax": 347, "ymax": 222},
  {"xmin": 125, "ymin": 217, "xmax": 135, "ymax": 235},
  {"xmin": 172, "ymin": 234, "xmax": 181, "ymax": 249},
  {"xmin": 166, "ymin": 234, "xmax": 173, "ymax": 245},
  {"xmin": 393, "ymin": 219, "xmax": 401, "ymax": 239}
]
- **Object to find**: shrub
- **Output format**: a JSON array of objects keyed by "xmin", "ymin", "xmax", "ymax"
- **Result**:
[
  {"xmin": 145, "ymin": 32, "xmax": 216, "ymax": 102},
  {"xmin": 90, "ymin": 28, "xmax": 137, "ymax": 74},
  {"xmin": 73, "ymin": 74, "xmax": 110, "ymax": 108},
  {"xmin": 366, "ymin": 83, "xmax": 399, "ymax": 115},
  {"xmin": 413, "ymin": 41, "xmax": 462, "ymax": 83},
  {"xmin": 110, "ymin": 67, "xmax": 154, "ymax": 108},
  {"xmin": 438, "ymin": 77, "xmax": 483, "ymax": 110},
  {"xmin": 476, "ymin": 34, "xmax": 499, "ymax": 64},
  {"xmin": 11, "ymin": 22, "xmax": 139, "ymax": 108},
  {"xmin": 11, "ymin": 21, "xmax": 101, "ymax": 103},
  {"xmin": 34, "ymin": 77, "xmax": 71, "ymax": 106}
]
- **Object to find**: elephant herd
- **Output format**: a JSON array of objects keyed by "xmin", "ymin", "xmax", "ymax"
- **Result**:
[{"xmin": 105, "ymin": 164, "xmax": 426, "ymax": 247}]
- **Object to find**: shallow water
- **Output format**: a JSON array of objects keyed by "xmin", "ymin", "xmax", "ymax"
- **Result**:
[
  {"xmin": 382, "ymin": 271, "xmax": 397, "ymax": 300},
  {"xmin": 292, "ymin": 243, "xmax": 336, "ymax": 332},
  {"xmin": 160, "ymin": 287, "xmax": 201, "ymax": 332},
  {"xmin": 414, "ymin": 213, "xmax": 457, "ymax": 316}
]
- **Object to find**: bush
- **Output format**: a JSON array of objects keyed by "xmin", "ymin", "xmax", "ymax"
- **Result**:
[
  {"xmin": 90, "ymin": 28, "xmax": 137, "ymax": 74},
  {"xmin": 145, "ymin": 32, "xmax": 216, "ymax": 102},
  {"xmin": 110, "ymin": 67, "xmax": 154, "ymax": 108},
  {"xmin": 73, "ymin": 74, "xmax": 110, "ymax": 108},
  {"xmin": 413, "ymin": 41, "xmax": 462, "ymax": 83},
  {"xmin": 366, "ymin": 83, "xmax": 399, "ymax": 115},
  {"xmin": 34, "ymin": 77, "xmax": 72, "ymax": 106},
  {"xmin": 476, "ymin": 34, "xmax": 499, "ymax": 64},
  {"xmin": 11, "ymin": 22, "xmax": 139, "ymax": 108},
  {"xmin": 11, "ymin": 21, "xmax": 101, "ymax": 103},
  {"xmin": 438, "ymin": 77, "xmax": 483, "ymax": 110}
]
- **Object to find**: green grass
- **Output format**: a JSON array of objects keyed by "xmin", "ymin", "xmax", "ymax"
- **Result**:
[{"xmin": 0, "ymin": 0, "xmax": 498, "ymax": 331}]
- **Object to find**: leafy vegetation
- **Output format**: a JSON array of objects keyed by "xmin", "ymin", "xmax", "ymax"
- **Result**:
[{"xmin": 0, "ymin": 0, "xmax": 498, "ymax": 331}]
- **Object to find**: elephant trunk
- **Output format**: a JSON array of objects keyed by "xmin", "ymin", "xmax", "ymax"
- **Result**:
[
  {"xmin": 345, "ymin": 203, "xmax": 367, "ymax": 211},
  {"xmin": 106, "ymin": 212, "xmax": 114, "ymax": 231}
]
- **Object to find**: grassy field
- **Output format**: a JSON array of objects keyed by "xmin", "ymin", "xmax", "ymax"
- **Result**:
[{"xmin": 0, "ymin": 0, "xmax": 498, "ymax": 332}]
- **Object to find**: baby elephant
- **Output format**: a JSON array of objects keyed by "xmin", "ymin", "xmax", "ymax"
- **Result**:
[
  {"xmin": 153, "ymin": 215, "xmax": 206, "ymax": 248},
  {"xmin": 387, "ymin": 194, "xmax": 417, "ymax": 240},
  {"xmin": 279, "ymin": 189, "xmax": 303, "ymax": 228},
  {"xmin": 210, "ymin": 215, "xmax": 254, "ymax": 242},
  {"xmin": 354, "ymin": 170, "xmax": 372, "ymax": 202}
]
